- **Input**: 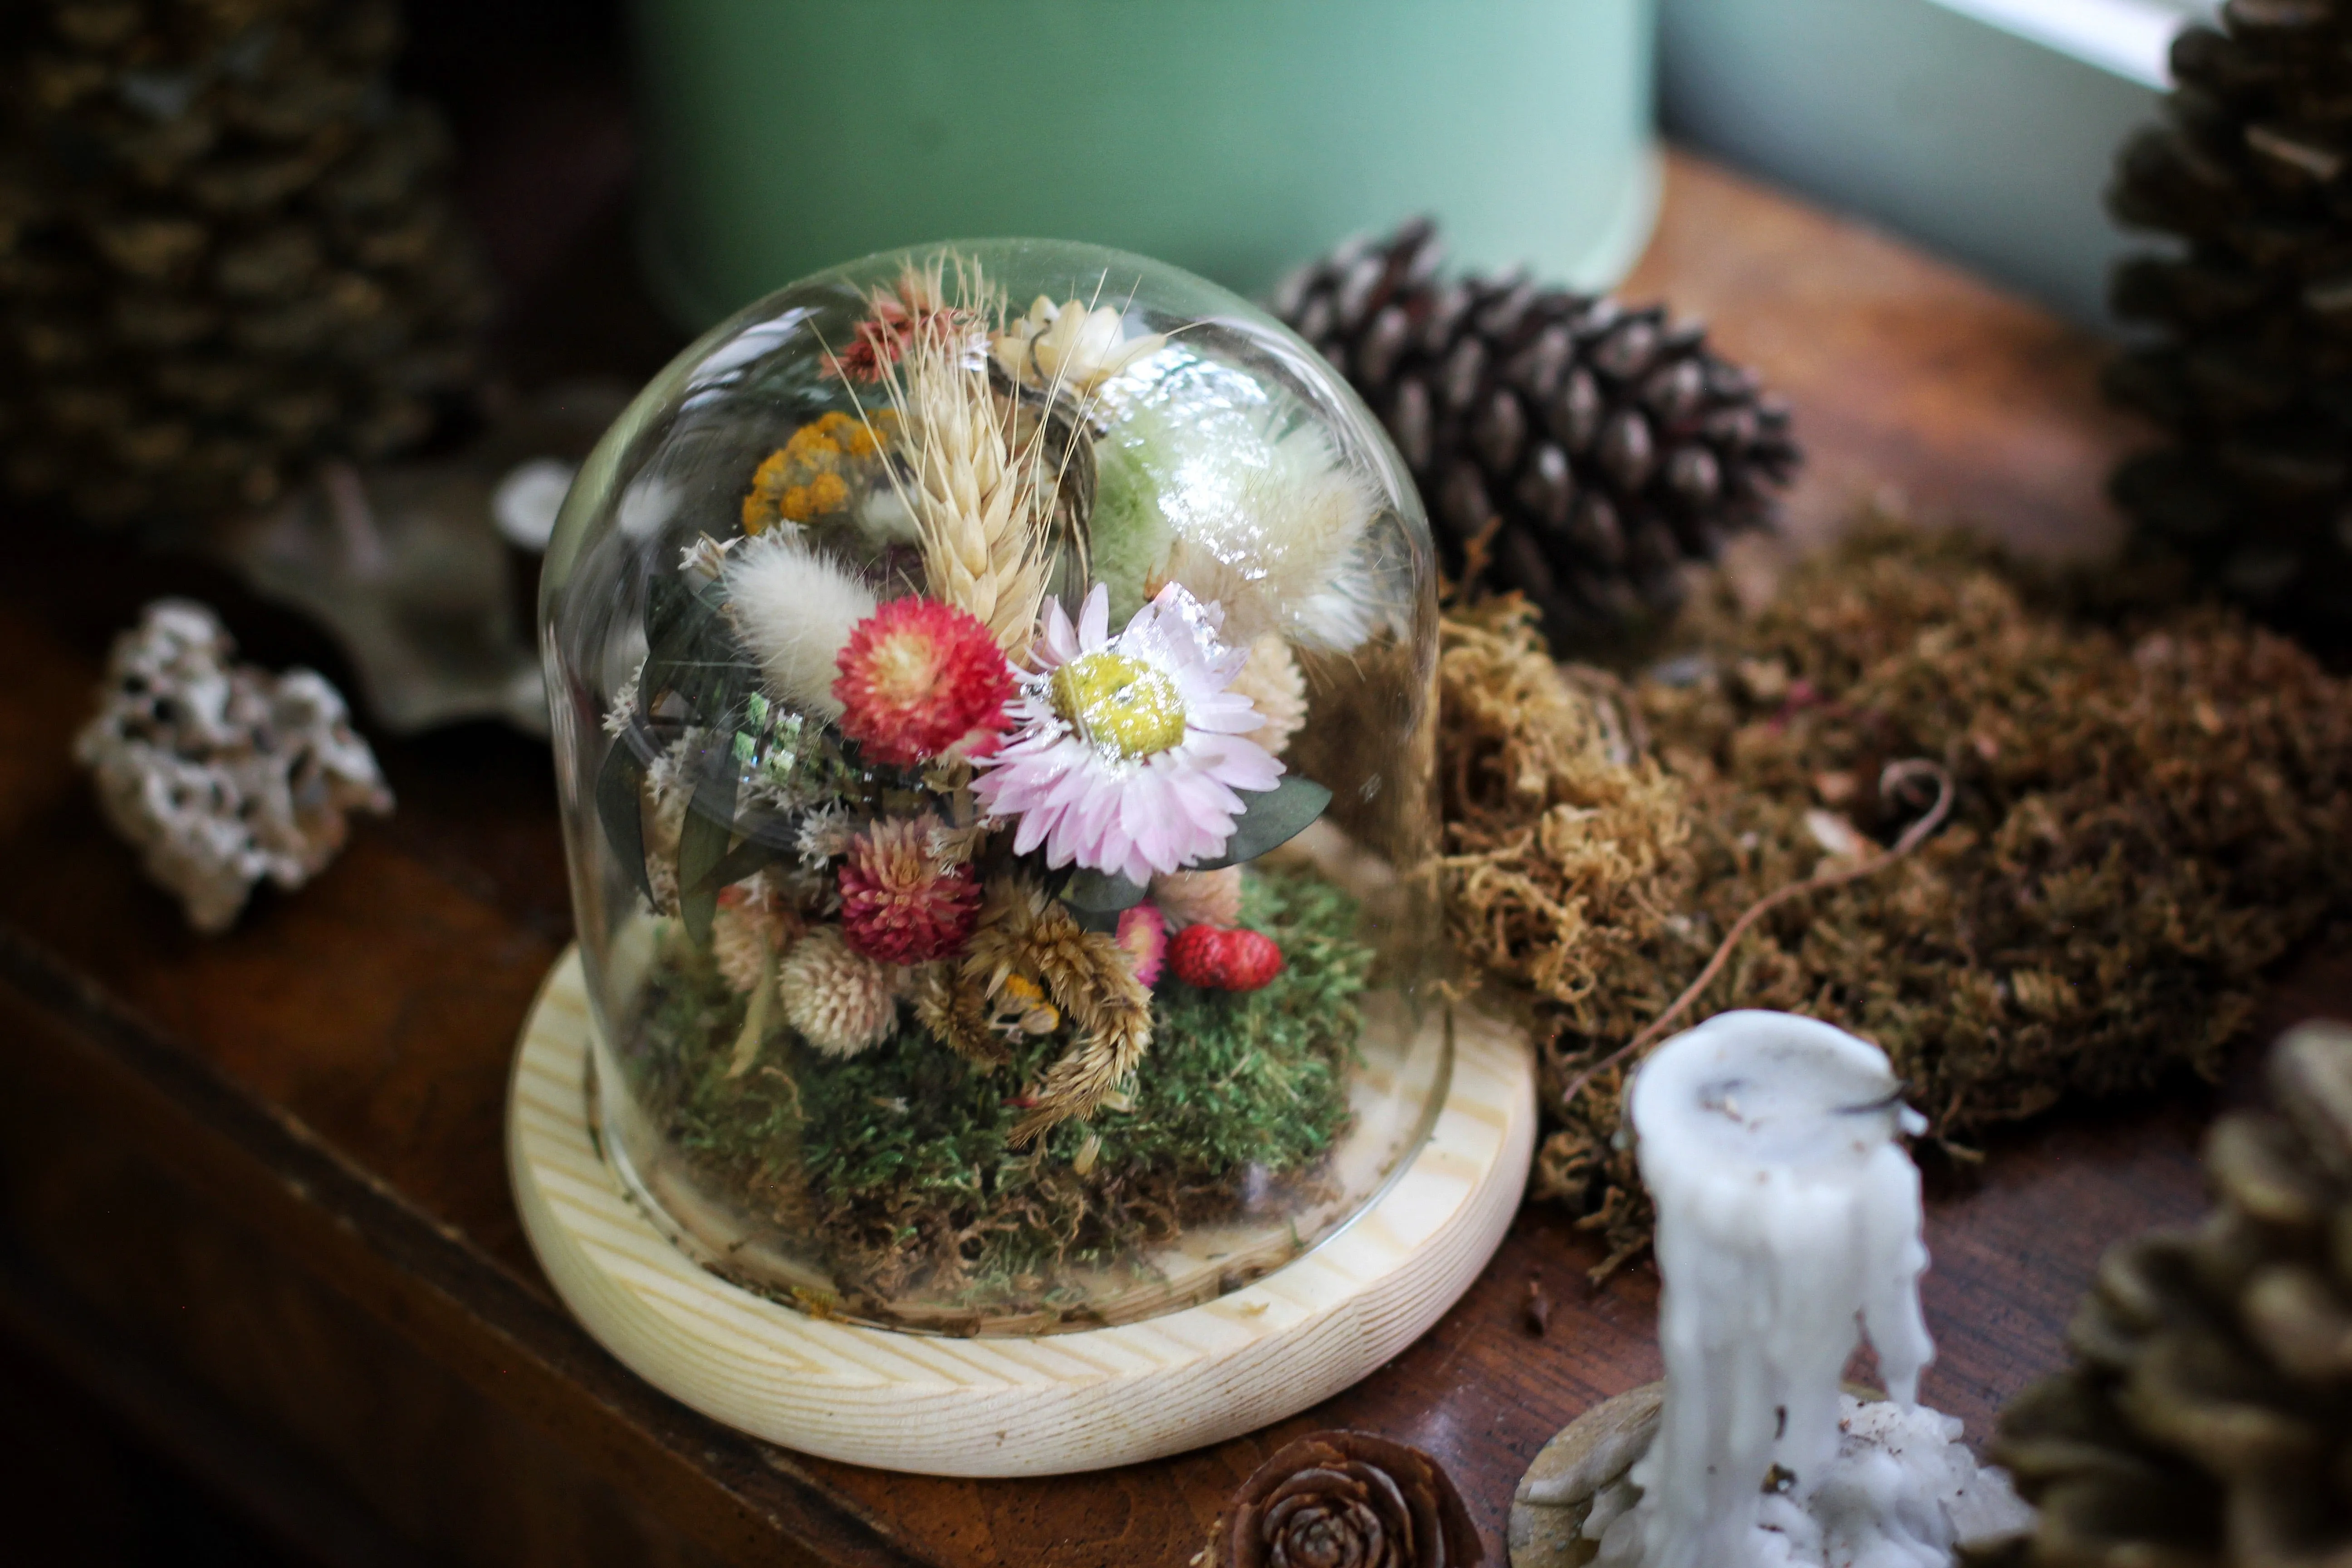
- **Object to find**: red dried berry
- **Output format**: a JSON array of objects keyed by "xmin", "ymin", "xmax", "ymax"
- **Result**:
[{"xmin": 1169, "ymin": 925, "xmax": 1284, "ymax": 992}]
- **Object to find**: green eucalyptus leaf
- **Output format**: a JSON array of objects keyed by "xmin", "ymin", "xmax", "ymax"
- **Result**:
[
  {"xmin": 1062, "ymin": 867, "xmax": 1149, "ymax": 916},
  {"xmin": 595, "ymin": 739, "xmax": 651, "ymax": 903},
  {"xmin": 689, "ymin": 833, "xmax": 787, "ymax": 896},
  {"xmin": 1192, "ymin": 775, "xmax": 1333, "ymax": 870},
  {"xmin": 643, "ymin": 578, "xmax": 748, "ymax": 713},
  {"xmin": 644, "ymin": 569, "xmax": 695, "ymax": 649},
  {"xmin": 676, "ymin": 751, "xmax": 740, "ymax": 947}
]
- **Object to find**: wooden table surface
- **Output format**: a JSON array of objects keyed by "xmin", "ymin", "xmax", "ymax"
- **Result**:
[{"xmin": 0, "ymin": 151, "xmax": 2330, "ymax": 1568}]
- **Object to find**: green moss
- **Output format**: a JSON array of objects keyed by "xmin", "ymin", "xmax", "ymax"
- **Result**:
[
  {"xmin": 1088, "ymin": 402, "xmax": 1179, "ymax": 625},
  {"xmin": 623, "ymin": 867, "xmax": 1373, "ymax": 1324}
]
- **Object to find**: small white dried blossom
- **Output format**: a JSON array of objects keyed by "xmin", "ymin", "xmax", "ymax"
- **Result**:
[
  {"xmin": 601, "ymin": 665, "xmax": 643, "ymax": 737},
  {"xmin": 645, "ymin": 734, "xmax": 696, "ymax": 805},
  {"xmin": 796, "ymin": 802, "xmax": 854, "ymax": 868},
  {"xmin": 741, "ymin": 769, "xmax": 803, "ymax": 815},
  {"xmin": 677, "ymin": 534, "xmax": 738, "ymax": 579},
  {"xmin": 926, "ymin": 820, "xmax": 987, "ymax": 874},
  {"xmin": 992, "ymin": 295, "xmax": 1166, "ymax": 395}
]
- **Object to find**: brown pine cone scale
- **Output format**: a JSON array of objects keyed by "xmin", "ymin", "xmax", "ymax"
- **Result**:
[
  {"xmin": 1274, "ymin": 219, "xmax": 1798, "ymax": 647},
  {"xmin": 0, "ymin": 0, "xmax": 494, "ymax": 532},
  {"xmin": 2102, "ymin": 0, "xmax": 2352, "ymax": 638},
  {"xmin": 1204, "ymin": 1429, "xmax": 1484, "ymax": 1568},
  {"xmin": 1987, "ymin": 1022, "xmax": 2352, "ymax": 1567}
]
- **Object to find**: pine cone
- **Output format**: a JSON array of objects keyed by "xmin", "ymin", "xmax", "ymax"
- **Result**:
[
  {"xmin": 0, "ymin": 0, "xmax": 494, "ymax": 531},
  {"xmin": 1986, "ymin": 1020, "xmax": 2352, "ymax": 1566},
  {"xmin": 1272, "ymin": 219, "xmax": 1798, "ymax": 648},
  {"xmin": 1202, "ymin": 1430, "xmax": 1484, "ymax": 1568},
  {"xmin": 2104, "ymin": 3, "xmax": 2352, "ymax": 641}
]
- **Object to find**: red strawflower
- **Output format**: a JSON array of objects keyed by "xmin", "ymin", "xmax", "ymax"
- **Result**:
[
  {"xmin": 833, "ymin": 596, "xmax": 1014, "ymax": 768},
  {"xmin": 838, "ymin": 818, "xmax": 981, "ymax": 964},
  {"xmin": 824, "ymin": 273, "xmax": 978, "ymax": 382},
  {"xmin": 1169, "ymin": 925, "xmax": 1284, "ymax": 992},
  {"xmin": 824, "ymin": 310, "xmax": 910, "ymax": 383}
]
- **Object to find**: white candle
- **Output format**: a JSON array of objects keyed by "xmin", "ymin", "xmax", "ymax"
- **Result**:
[{"xmin": 1602, "ymin": 1010, "xmax": 1941, "ymax": 1568}]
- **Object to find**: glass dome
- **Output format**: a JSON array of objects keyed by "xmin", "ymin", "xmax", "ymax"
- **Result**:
[{"xmin": 542, "ymin": 239, "xmax": 1446, "ymax": 1334}]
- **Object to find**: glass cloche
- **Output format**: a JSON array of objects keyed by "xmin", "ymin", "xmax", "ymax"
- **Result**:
[{"xmin": 542, "ymin": 240, "xmax": 1447, "ymax": 1334}]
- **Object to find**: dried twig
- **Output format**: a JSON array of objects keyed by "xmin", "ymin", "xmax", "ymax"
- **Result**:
[{"xmin": 1556, "ymin": 758, "xmax": 1956, "ymax": 1118}]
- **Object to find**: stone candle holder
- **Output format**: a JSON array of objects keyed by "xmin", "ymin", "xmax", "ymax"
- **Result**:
[{"xmin": 1509, "ymin": 1011, "xmax": 2032, "ymax": 1568}]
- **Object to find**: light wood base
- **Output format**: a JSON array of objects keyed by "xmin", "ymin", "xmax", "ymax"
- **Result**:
[{"xmin": 506, "ymin": 946, "xmax": 1537, "ymax": 1477}]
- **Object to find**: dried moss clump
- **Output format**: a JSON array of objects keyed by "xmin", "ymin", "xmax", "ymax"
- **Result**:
[
  {"xmin": 1437, "ymin": 599, "xmax": 1694, "ymax": 1027},
  {"xmin": 1443, "ymin": 524, "xmax": 2352, "ymax": 1266},
  {"xmin": 628, "ymin": 867, "xmax": 1372, "ymax": 1325}
]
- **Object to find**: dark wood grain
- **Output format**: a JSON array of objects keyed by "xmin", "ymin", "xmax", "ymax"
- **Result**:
[
  {"xmin": 1617, "ymin": 156, "xmax": 2150, "ymax": 563},
  {"xmin": 0, "ymin": 149, "xmax": 2327, "ymax": 1568}
]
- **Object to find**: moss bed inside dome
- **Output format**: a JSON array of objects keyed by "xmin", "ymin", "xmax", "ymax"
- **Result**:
[{"xmin": 620, "ymin": 866, "xmax": 1374, "ymax": 1328}]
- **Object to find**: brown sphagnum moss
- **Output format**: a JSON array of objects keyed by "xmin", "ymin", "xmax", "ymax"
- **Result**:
[
  {"xmin": 627, "ymin": 867, "xmax": 1372, "ymax": 1324},
  {"xmin": 1443, "ymin": 523, "xmax": 2352, "ymax": 1270}
]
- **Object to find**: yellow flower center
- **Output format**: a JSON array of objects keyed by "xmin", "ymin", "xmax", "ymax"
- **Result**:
[
  {"xmin": 863, "ymin": 630, "xmax": 939, "ymax": 706},
  {"xmin": 1050, "ymin": 651, "xmax": 1186, "ymax": 760}
]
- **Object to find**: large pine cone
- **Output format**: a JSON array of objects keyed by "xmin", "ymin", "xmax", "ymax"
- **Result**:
[
  {"xmin": 1272, "ymin": 219, "xmax": 1798, "ymax": 648},
  {"xmin": 0, "ymin": 0, "xmax": 494, "ymax": 530},
  {"xmin": 1986, "ymin": 1021, "xmax": 2352, "ymax": 1565},
  {"xmin": 2104, "ymin": 3, "xmax": 2352, "ymax": 640},
  {"xmin": 1203, "ymin": 1430, "xmax": 1485, "ymax": 1568}
]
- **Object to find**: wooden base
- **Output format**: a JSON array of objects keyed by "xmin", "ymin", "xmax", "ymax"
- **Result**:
[{"xmin": 506, "ymin": 946, "xmax": 1537, "ymax": 1477}]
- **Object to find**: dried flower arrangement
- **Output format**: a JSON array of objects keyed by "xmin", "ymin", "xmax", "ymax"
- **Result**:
[
  {"xmin": 630, "ymin": 867, "xmax": 1370, "ymax": 1323},
  {"xmin": 1441, "ymin": 523, "xmax": 2352, "ymax": 1271},
  {"xmin": 592, "ymin": 255, "xmax": 1415, "ymax": 1328}
]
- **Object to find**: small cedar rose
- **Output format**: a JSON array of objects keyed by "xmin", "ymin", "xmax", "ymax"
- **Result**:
[
  {"xmin": 1169, "ymin": 924, "xmax": 1283, "ymax": 992},
  {"xmin": 1205, "ymin": 1429, "xmax": 1483, "ymax": 1568},
  {"xmin": 833, "ymin": 596, "xmax": 1014, "ymax": 768}
]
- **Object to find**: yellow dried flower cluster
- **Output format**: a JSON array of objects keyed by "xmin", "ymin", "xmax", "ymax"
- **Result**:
[{"xmin": 740, "ymin": 410, "xmax": 891, "ymax": 534}]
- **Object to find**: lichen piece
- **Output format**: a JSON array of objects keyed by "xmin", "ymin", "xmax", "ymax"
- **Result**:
[{"xmin": 74, "ymin": 599, "xmax": 392, "ymax": 932}]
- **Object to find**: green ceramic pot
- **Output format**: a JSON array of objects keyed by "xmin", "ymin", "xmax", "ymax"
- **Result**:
[{"xmin": 630, "ymin": 0, "xmax": 1660, "ymax": 327}]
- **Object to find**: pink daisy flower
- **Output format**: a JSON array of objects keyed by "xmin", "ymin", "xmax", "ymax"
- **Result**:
[{"xmin": 973, "ymin": 583, "xmax": 1282, "ymax": 887}]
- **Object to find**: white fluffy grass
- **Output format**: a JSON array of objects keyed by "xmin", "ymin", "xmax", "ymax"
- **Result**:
[
  {"xmin": 1160, "ymin": 411, "xmax": 1384, "ymax": 652},
  {"xmin": 722, "ymin": 530, "xmax": 876, "ymax": 720}
]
